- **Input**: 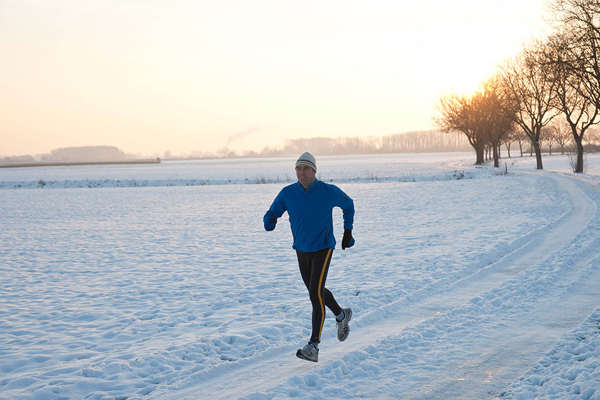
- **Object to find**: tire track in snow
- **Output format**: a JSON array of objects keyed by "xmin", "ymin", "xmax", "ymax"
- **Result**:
[
  {"xmin": 404, "ymin": 174, "xmax": 599, "ymax": 399},
  {"xmin": 159, "ymin": 172, "xmax": 596, "ymax": 400},
  {"xmin": 410, "ymin": 242, "xmax": 600, "ymax": 399}
]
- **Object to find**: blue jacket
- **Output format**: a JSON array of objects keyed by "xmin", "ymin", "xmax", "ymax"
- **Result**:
[{"xmin": 264, "ymin": 179, "xmax": 354, "ymax": 252}]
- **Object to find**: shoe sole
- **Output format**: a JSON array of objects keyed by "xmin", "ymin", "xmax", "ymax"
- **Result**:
[{"xmin": 296, "ymin": 349, "xmax": 318, "ymax": 362}]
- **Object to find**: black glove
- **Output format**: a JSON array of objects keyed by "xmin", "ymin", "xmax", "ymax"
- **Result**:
[
  {"xmin": 263, "ymin": 212, "xmax": 277, "ymax": 231},
  {"xmin": 342, "ymin": 229, "xmax": 355, "ymax": 250}
]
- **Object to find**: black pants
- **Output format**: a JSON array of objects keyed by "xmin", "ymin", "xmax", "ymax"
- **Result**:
[{"xmin": 296, "ymin": 248, "xmax": 342, "ymax": 343}]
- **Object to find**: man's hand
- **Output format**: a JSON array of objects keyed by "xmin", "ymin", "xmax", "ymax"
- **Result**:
[
  {"xmin": 263, "ymin": 213, "xmax": 277, "ymax": 231},
  {"xmin": 342, "ymin": 229, "xmax": 355, "ymax": 249}
]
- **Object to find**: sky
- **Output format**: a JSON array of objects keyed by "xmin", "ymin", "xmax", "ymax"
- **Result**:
[{"xmin": 0, "ymin": 0, "xmax": 551, "ymax": 157}]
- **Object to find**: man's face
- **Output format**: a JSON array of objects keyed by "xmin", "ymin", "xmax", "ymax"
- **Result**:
[{"xmin": 295, "ymin": 164, "xmax": 316, "ymax": 188}]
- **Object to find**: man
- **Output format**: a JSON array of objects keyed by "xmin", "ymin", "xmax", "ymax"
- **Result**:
[{"xmin": 263, "ymin": 152, "xmax": 355, "ymax": 362}]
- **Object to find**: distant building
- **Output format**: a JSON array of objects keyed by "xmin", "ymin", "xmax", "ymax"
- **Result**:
[{"xmin": 1, "ymin": 155, "xmax": 35, "ymax": 163}]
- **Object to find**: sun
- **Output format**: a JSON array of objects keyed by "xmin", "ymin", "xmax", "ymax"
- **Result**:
[{"xmin": 441, "ymin": 61, "xmax": 497, "ymax": 98}]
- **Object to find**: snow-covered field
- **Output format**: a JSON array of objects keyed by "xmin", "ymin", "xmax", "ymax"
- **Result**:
[
  {"xmin": 1, "ymin": 152, "xmax": 599, "ymax": 399},
  {"xmin": 0, "ymin": 153, "xmax": 478, "ymax": 189}
]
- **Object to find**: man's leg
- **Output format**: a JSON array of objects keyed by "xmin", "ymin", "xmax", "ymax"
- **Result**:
[
  {"xmin": 296, "ymin": 250, "xmax": 311, "ymax": 292},
  {"xmin": 307, "ymin": 248, "xmax": 342, "ymax": 343},
  {"xmin": 312, "ymin": 249, "xmax": 352, "ymax": 342},
  {"xmin": 296, "ymin": 249, "xmax": 349, "ymax": 361},
  {"xmin": 322, "ymin": 288, "xmax": 342, "ymax": 317},
  {"xmin": 310, "ymin": 250, "xmax": 350, "ymax": 343},
  {"xmin": 297, "ymin": 249, "xmax": 343, "ymax": 342},
  {"xmin": 298, "ymin": 249, "xmax": 343, "ymax": 315}
]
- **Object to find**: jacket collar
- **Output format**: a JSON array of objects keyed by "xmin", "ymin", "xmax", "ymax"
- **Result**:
[{"xmin": 297, "ymin": 178, "xmax": 319, "ymax": 192}]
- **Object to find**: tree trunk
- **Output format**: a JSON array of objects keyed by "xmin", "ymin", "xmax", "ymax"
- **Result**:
[
  {"xmin": 533, "ymin": 141, "xmax": 543, "ymax": 170},
  {"xmin": 574, "ymin": 139, "xmax": 584, "ymax": 173},
  {"xmin": 474, "ymin": 145, "xmax": 485, "ymax": 165},
  {"xmin": 493, "ymin": 144, "xmax": 500, "ymax": 168},
  {"xmin": 506, "ymin": 142, "xmax": 512, "ymax": 159},
  {"xmin": 518, "ymin": 140, "xmax": 523, "ymax": 157}
]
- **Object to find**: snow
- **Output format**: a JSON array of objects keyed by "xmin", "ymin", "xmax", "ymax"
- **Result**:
[
  {"xmin": 0, "ymin": 153, "xmax": 479, "ymax": 189},
  {"xmin": 1, "ymin": 152, "xmax": 599, "ymax": 399}
]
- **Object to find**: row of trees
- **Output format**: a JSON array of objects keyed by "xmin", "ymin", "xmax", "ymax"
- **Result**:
[
  {"xmin": 190, "ymin": 130, "xmax": 472, "ymax": 159},
  {"xmin": 506, "ymin": 120, "xmax": 600, "ymax": 158},
  {"xmin": 279, "ymin": 130, "xmax": 471, "ymax": 155},
  {"xmin": 437, "ymin": 0, "xmax": 600, "ymax": 172}
]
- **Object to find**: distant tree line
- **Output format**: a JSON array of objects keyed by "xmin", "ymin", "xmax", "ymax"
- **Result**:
[
  {"xmin": 436, "ymin": 0, "xmax": 600, "ymax": 173},
  {"xmin": 209, "ymin": 130, "xmax": 472, "ymax": 159},
  {"xmin": 279, "ymin": 131, "xmax": 471, "ymax": 155}
]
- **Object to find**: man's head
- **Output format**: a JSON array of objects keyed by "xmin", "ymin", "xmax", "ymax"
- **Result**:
[{"xmin": 295, "ymin": 152, "xmax": 316, "ymax": 188}]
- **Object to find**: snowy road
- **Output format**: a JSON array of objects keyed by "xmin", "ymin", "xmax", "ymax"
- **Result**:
[{"xmin": 157, "ymin": 171, "xmax": 599, "ymax": 399}]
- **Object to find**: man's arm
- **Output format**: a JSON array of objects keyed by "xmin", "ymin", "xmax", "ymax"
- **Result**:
[
  {"xmin": 263, "ymin": 190, "xmax": 286, "ymax": 231},
  {"xmin": 331, "ymin": 185, "xmax": 355, "ymax": 249}
]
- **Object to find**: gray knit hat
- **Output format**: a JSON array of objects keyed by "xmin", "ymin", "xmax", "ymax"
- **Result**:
[{"xmin": 295, "ymin": 152, "xmax": 316, "ymax": 171}]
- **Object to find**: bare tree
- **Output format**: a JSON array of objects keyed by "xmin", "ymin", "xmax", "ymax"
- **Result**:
[
  {"xmin": 585, "ymin": 127, "xmax": 600, "ymax": 145},
  {"xmin": 595, "ymin": 128, "xmax": 600, "ymax": 142},
  {"xmin": 501, "ymin": 43, "xmax": 559, "ymax": 169},
  {"xmin": 548, "ymin": 118, "xmax": 574, "ymax": 153},
  {"xmin": 544, "ymin": 30, "xmax": 599, "ymax": 171},
  {"xmin": 511, "ymin": 128, "xmax": 530, "ymax": 157},
  {"xmin": 436, "ymin": 76, "xmax": 515, "ymax": 167},
  {"xmin": 503, "ymin": 136, "xmax": 513, "ymax": 159},
  {"xmin": 502, "ymin": 128, "xmax": 521, "ymax": 158},
  {"xmin": 476, "ymin": 76, "xmax": 517, "ymax": 167},
  {"xmin": 541, "ymin": 125, "xmax": 557, "ymax": 155},
  {"xmin": 552, "ymin": 0, "xmax": 600, "ymax": 105},
  {"xmin": 436, "ymin": 94, "xmax": 487, "ymax": 164}
]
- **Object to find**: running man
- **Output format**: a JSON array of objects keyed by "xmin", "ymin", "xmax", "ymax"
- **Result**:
[{"xmin": 263, "ymin": 152, "xmax": 355, "ymax": 362}]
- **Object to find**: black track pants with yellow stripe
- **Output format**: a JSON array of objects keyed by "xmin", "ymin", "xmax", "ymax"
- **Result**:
[{"xmin": 296, "ymin": 248, "xmax": 343, "ymax": 344}]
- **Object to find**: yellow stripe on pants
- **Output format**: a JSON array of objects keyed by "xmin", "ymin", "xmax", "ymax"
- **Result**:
[{"xmin": 317, "ymin": 248, "xmax": 332, "ymax": 342}]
